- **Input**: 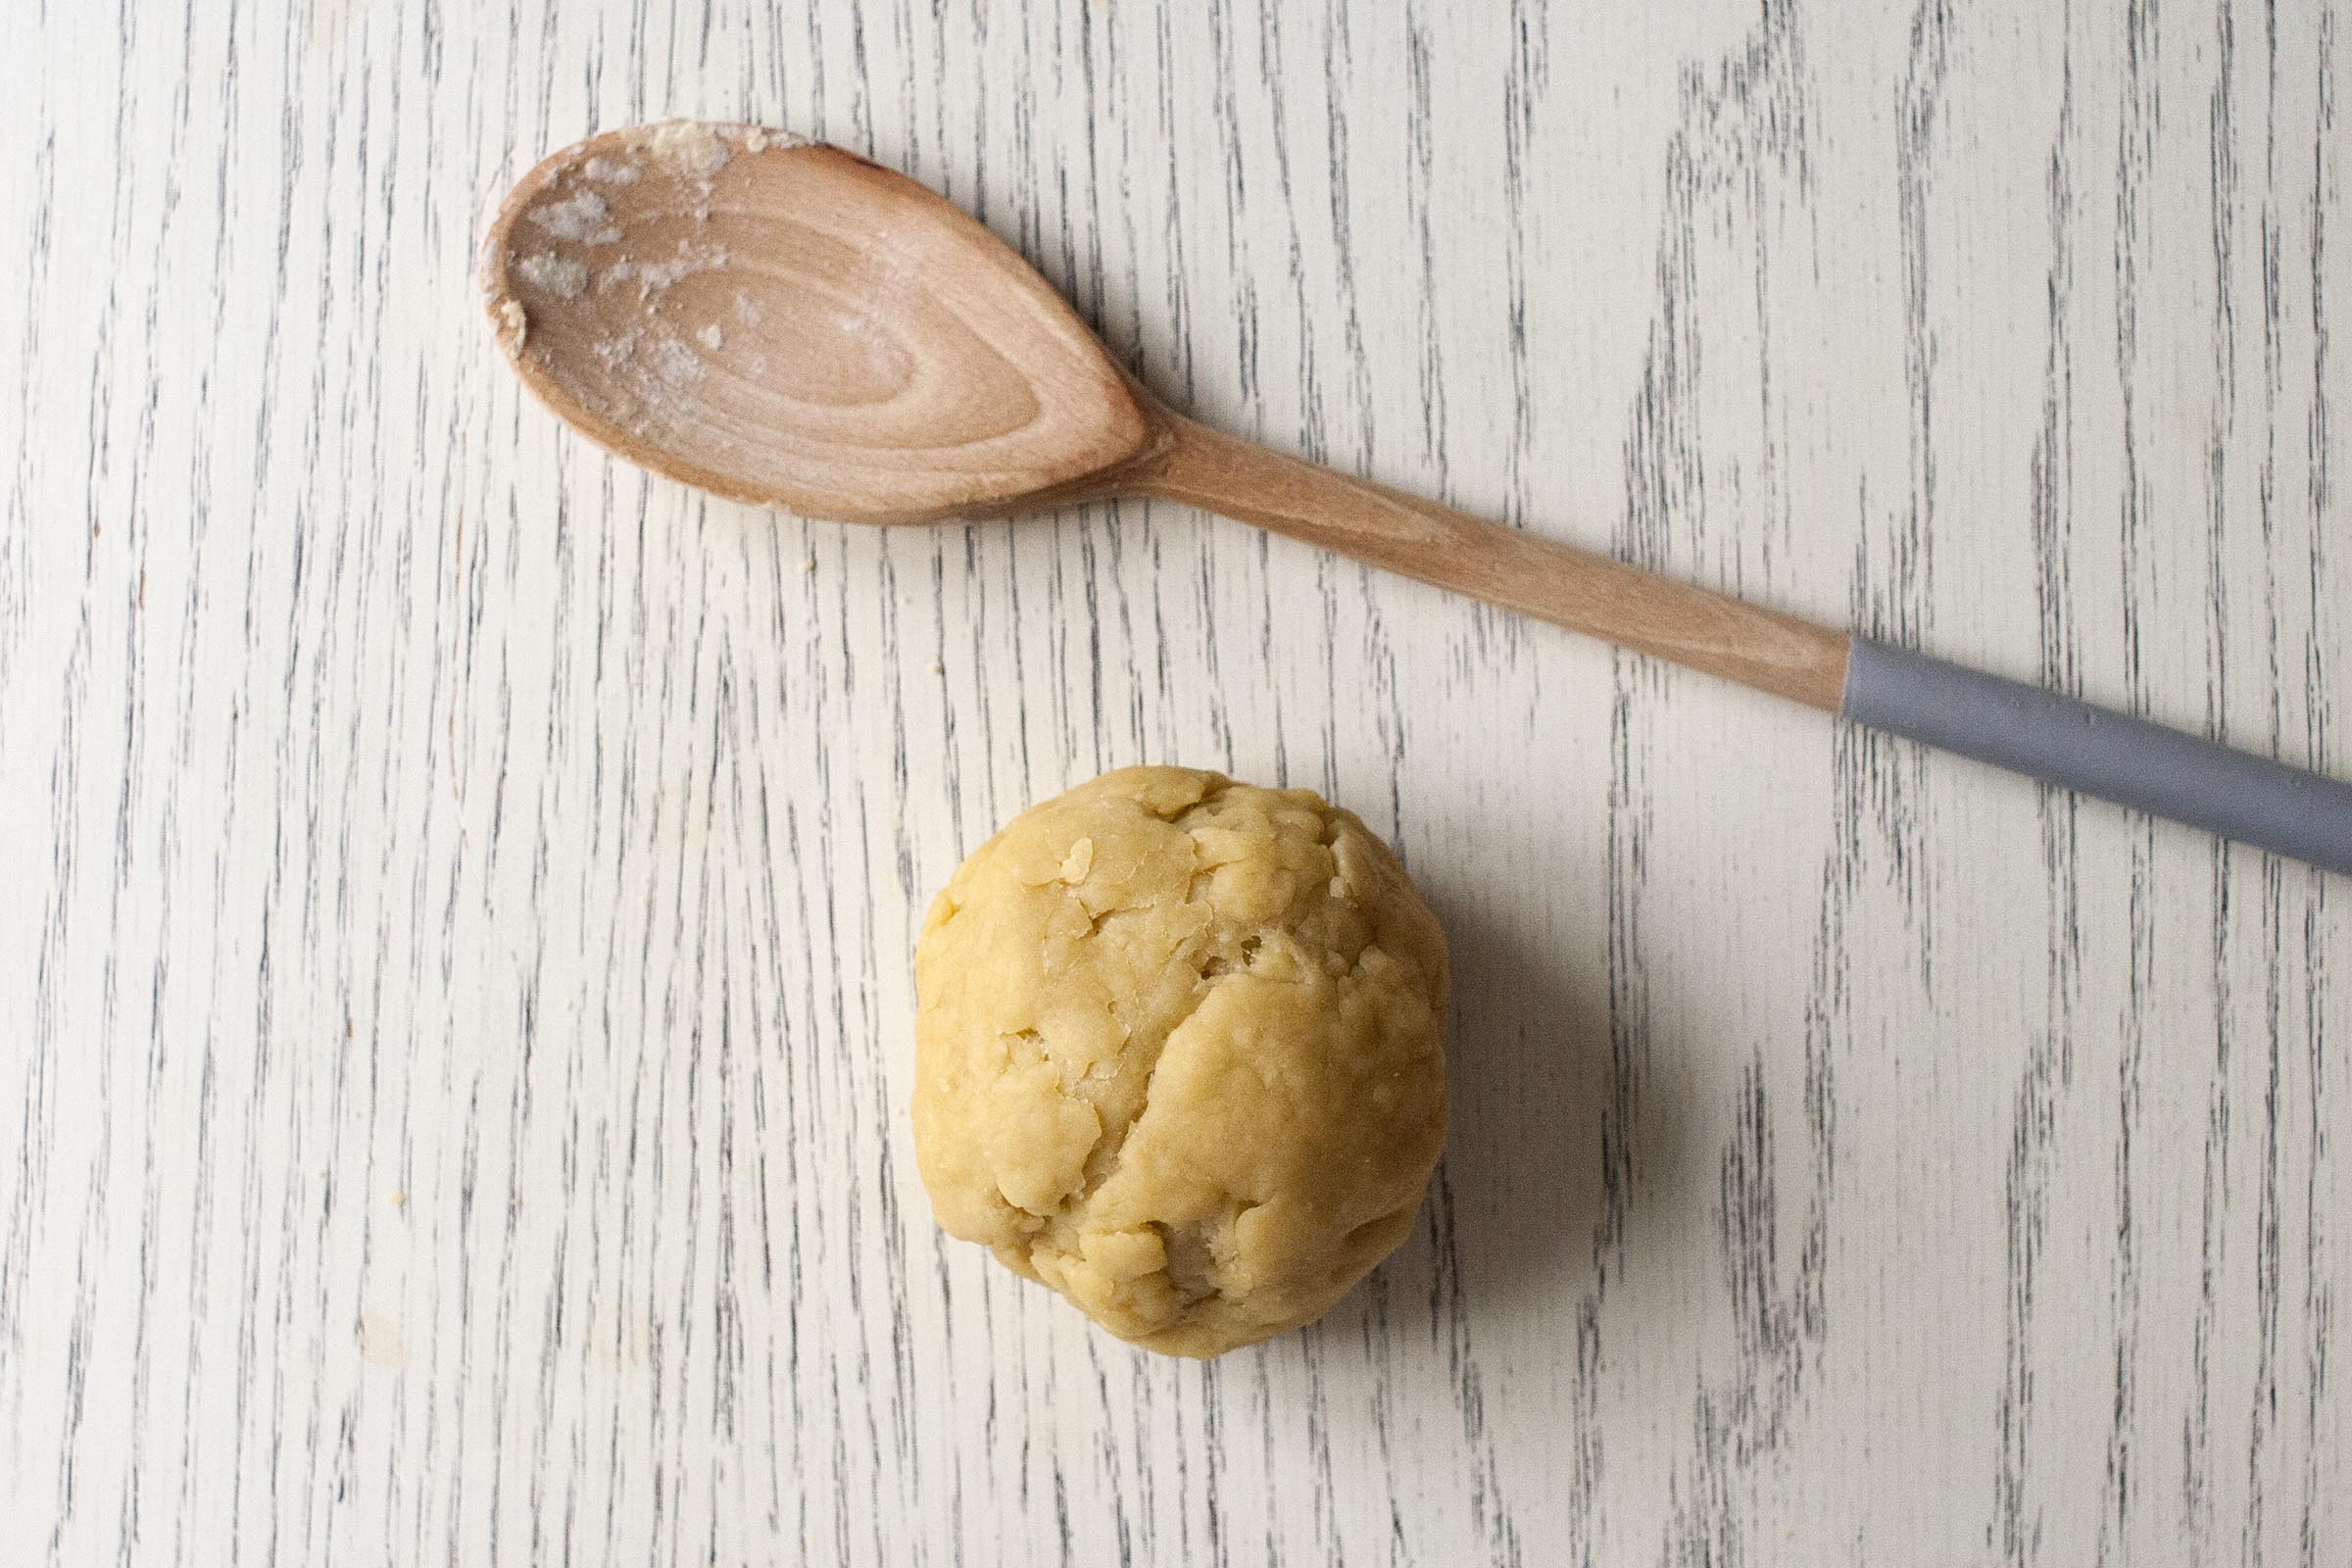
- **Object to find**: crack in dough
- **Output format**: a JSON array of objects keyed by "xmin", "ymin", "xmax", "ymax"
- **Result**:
[{"xmin": 911, "ymin": 766, "xmax": 1448, "ymax": 1357}]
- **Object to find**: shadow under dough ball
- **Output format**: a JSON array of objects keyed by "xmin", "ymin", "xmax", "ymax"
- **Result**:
[{"xmin": 911, "ymin": 765, "xmax": 1449, "ymax": 1357}]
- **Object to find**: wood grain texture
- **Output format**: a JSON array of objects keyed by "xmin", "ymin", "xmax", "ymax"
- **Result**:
[{"xmin": 2, "ymin": 1, "xmax": 2344, "ymax": 1564}]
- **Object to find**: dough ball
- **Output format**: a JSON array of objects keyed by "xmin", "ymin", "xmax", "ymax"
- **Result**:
[{"xmin": 911, "ymin": 765, "xmax": 1448, "ymax": 1357}]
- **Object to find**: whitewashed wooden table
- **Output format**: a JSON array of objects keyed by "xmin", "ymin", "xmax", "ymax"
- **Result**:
[{"xmin": 6, "ymin": 1, "xmax": 2347, "ymax": 1562}]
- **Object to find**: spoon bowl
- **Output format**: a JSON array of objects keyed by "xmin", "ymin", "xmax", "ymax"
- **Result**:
[{"xmin": 482, "ymin": 122, "xmax": 1155, "ymax": 523}]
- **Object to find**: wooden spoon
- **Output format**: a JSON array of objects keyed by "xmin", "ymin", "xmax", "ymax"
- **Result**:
[{"xmin": 483, "ymin": 122, "xmax": 2351, "ymax": 872}]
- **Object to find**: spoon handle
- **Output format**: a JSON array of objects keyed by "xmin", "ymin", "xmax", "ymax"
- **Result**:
[
  {"xmin": 1133, "ymin": 416, "xmax": 2352, "ymax": 872},
  {"xmin": 1839, "ymin": 640, "xmax": 2351, "ymax": 871},
  {"xmin": 1135, "ymin": 416, "xmax": 1851, "ymax": 709}
]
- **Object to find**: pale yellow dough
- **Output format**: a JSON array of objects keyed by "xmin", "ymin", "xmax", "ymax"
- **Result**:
[{"xmin": 911, "ymin": 766, "xmax": 1449, "ymax": 1357}]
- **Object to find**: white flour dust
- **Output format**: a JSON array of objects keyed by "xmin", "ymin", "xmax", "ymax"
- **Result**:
[
  {"xmin": 528, "ymin": 187, "xmax": 620, "ymax": 245},
  {"xmin": 600, "ymin": 241, "xmax": 731, "ymax": 301},
  {"xmin": 515, "ymin": 253, "xmax": 588, "ymax": 299},
  {"xmin": 580, "ymin": 155, "xmax": 642, "ymax": 185},
  {"xmin": 640, "ymin": 122, "xmax": 731, "ymax": 178}
]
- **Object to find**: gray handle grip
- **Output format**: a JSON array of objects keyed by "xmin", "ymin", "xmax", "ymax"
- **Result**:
[{"xmin": 1840, "ymin": 638, "xmax": 2352, "ymax": 873}]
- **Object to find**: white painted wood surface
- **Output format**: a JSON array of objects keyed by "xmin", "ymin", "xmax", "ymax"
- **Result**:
[{"xmin": 5, "ymin": 1, "xmax": 2346, "ymax": 1561}]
